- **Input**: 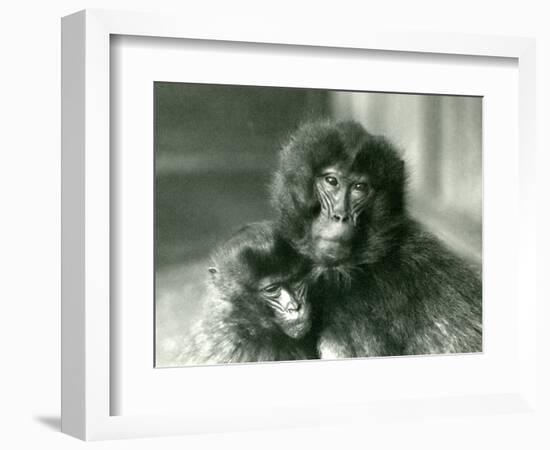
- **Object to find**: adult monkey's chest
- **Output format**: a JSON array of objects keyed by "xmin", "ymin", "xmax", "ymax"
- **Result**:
[{"xmin": 313, "ymin": 272, "xmax": 407, "ymax": 359}]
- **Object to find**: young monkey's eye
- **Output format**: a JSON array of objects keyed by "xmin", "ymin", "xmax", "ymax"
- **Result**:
[
  {"xmin": 324, "ymin": 176, "xmax": 338, "ymax": 186},
  {"xmin": 262, "ymin": 284, "xmax": 281, "ymax": 297},
  {"xmin": 353, "ymin": 183, "xmax": 368, "ymax": 192}
]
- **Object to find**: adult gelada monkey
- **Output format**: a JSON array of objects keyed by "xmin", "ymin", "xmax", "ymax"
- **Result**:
[
  {"xmin": 177, "ymin": 222, "xmax": 317, "ymax": 365},
  {"xmin": 271, "ymin": 120, "xmax": 482, "ymax": 358}
]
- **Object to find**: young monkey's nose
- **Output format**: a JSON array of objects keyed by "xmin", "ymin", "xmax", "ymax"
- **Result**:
[{"xmin": 279, "ymin": 290, "xmax": 300, "ymax": 313}]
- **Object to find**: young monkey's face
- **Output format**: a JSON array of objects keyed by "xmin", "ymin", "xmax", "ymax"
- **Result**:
[{"xmin": 257, "ymin": 276, "xmax": 311, "ymax": 339}]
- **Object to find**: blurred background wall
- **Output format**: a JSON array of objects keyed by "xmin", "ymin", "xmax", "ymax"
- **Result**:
[
  {"xmin": 155, "ymin": 83, "xmax": 482, "ymax": 367},
  {"xmin": 331, "ymin": 92, "xmax": 482, "ymax": 264}
]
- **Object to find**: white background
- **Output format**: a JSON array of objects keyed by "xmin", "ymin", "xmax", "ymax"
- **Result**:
[{"xmin": 1, "ymin": 1, "xmax": 548, "ymax": 449}]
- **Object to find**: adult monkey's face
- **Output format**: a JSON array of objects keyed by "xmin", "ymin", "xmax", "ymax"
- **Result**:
[
  {"xmin": 271, "ymin": 120, "xmax": 406, "ymax": 269},
  {"xmin": 311, "ymin": 163, "xmax": 370, "ymax": 265}
]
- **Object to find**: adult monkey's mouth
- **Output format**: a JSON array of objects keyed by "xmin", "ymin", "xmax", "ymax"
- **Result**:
[
  {"xmin": 311, "ymin": 223, "xmax": 354, "ymax": 264},
  {"xmin": 311, "ymin": 217, "xmax": 355, "ymax": 264},
  {"xmin": 312, "ymin": 239, "xmax": 352, "ymax": 266},
  {"xmin": 312, "ymin": 217, "xmax": 355, "ymax": 241}
]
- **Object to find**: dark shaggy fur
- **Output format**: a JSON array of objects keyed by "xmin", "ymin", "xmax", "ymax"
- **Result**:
[
  {"xmin": 177, "ymin": 221, "xmax": 318, "ymax": 365},
  {"xmin": 271, "ymin": 120, "xmax": 482, "ymax": 357}
]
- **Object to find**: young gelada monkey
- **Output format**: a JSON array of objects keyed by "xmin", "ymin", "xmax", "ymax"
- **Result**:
[{"xmin": 176, "ymin": 221, "xmax": 317, "ymax": 366}]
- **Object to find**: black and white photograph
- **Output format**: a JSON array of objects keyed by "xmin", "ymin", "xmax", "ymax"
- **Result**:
[{"xmin": 154, "ymin": 83, "xmax": 482, "ymax": 367}]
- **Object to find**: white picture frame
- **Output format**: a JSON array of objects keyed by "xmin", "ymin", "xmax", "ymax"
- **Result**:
[{"xmin": 61, "ymin": 9, "xmax": 537, "ymax": 441}]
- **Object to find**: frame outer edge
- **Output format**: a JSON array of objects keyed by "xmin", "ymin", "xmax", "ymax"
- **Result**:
[
  {"xmin": 517, "ymin": 39, "xmax": 537, "ymax": 409},
  {"xmin": 86, "ymin": 8, "xmax": 531, "ymax": 59},
  {"xmin": 83, "ymin": 9, "xmax": 112, "ymax": 440},
  {"xmin": 61, "ymin": 10, "xmax": 87, "ymax": 441}
]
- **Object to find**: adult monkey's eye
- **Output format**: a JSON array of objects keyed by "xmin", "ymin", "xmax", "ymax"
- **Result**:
[{"xmin": 324, "ymin": 176, "xmax": 338, "ymax": 186}]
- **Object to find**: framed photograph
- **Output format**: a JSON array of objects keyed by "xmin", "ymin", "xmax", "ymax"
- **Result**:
[{"xmin": 61, "ymin": 9, "xmax": 537, "ymax": 441}]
